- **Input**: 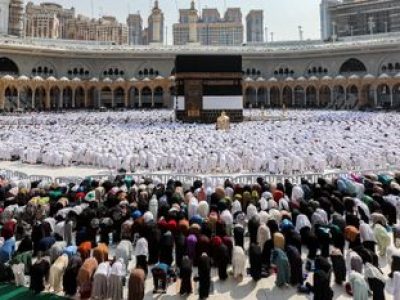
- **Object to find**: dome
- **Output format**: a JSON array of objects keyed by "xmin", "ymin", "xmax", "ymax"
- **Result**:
[
  {"xmin": 115, "ymin": 77, "xmax": 125, "ymax": 82},
  {"xmin": 349, "ymin": 74, "xmax": 359, "ymax": 80},
  {"xmin": 335, "ymin": 75, "xmax": 346, "ymax": 80},
  {"xmin": 72, "ymin": 77, "xmax": 81, "ymax": 82},
  {"xmin": 90, "ymin": 77, "xmax": 99, "ymax": 82},
  {"xmin": 47, "ymin": 76, "xmax": 57, "ymax": 81},
  {"xmin": 379, "ymin": 73, "xmax": 390, "ymax": 79},
  {"xmin": 297, "ymin": 76, "xmax": 306, "ymax": 81},
  {"xmin": 268, "ymin": 77, "xmax": 278, "ymax": 82},
  {"xmin": 322, "ymin": 75, "xmax": 332, "ymax": 81},
  {"xmin": 142, "ymin": 77, "xmax": 151, "ymax": 81},
  {"xmin": 155, "ymin": 75, "xmax": 164, "ymax": 80},
  {"xmin": 17, "ymin": 75, "xmax": 29, "ymax": 81},
  {"xmin": 103, "ymin": 77, "xmax": 112, "ymax": 82},
  {"xmin": 59, "ymin": 76, "xmax": 69, "ymax": 81},
  {"xmin": 169, "ymin": 75, "xmax": 176, "ymax": 80},
  {"xmin": 129, "ymin": 77, "xmax": 138, "ymax": 82},
  {"xmin": 33, "ymin": 76, "xmax": 43, "ymax": 81},
  {"xmin": 364, "ymin": 74, "xmax": 375, "ymax": 79},
  {"xmin": 2, "ymin": 75, "xmax": 14, "ymax": 80},
  {"xmin": 285, "ymin": 77, "xmax": 294, "ymax": 82},
  {"xmin": 256, "ymin": 77, "xmax": 265, "ymax": 81},
  {"xmin": 309, "ymin": 76, "xmax": 319, "ymax": 81},
  {"xmin": 244, "ymin": 77, "xmax": 253, "ymax": 82}
]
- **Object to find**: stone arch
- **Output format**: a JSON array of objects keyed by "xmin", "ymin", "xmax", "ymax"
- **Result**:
[
  {"xmin": 393, "ymin": 84, "xmax": 400, "ymax": 109},
  {"xmin": 377, "ymin": 84, "xmax": 391, "ymax": 108},
  {"xmin": 319, "ymin": 86, "xmax": 331, "ymax": 108},
  {"xmin": 75, "ymin": 87, "xmax": 85, "ymax": 108},
  {"xmin": 282, "ymin": 86, "xmax": 293, "ymax": 107},
  {"xmin": 257, "ymin": 87, "xmax": 267, "ymax": 107},
  {"xmin": 128, "ymin": 86, "xmax": 139, "ymax": 108},
  {"xmin": 270, "ymin": 86, "xmax": 280, "ymax": 108},
  {"xmin": 34, "ymin": 87, "xmax": 46, "ymax": 110},
  {"xmin": 153, "ymin": 86, "xmax": 164, "ymax": 108},
  {"xmin": 66, "ymin": 62, "xmax": 92, "ymax": 79},
  {"xmin": 101, "ymin": 86, "xmax": 113, "ymax": 108},
  {"xmin": 306, "ymin": 86, "xmax": 317, "ymax": 107},
  {"xmin": 339, "ymin": 58, "xmax": 367, "ymax": 75},
  {"xmin": 360, "ymin": 85, "xmax": 374, "ymax": 108},
  {"xmin": 101, "ymin": 63, "xmax": 125, "ymax": 79},
  {"xmin": 169, "ymin": 86, "xmax": 176, "ymax": 108},
  {"xmin": 4, "ymin": 86, "xmax": 18, "ymax": 111},
  {"xmin": 50, "ymin": 86, "xmax": 60, "ymax": 110},
  {"xmin": 141, "ymin": 86, "xmax": 152, "ymax": 108},
  {"xmin": 0, "ymin": 57, "xmax": 19, "ymax": 75},
  {"xmin": 273, "ymin": 63, "xmax": 294, "ymax": 78},
  {"xmin": 114, "ymin": 87, "xmax": 125, "ymax": 108},
  {"xmin": 346, "ymin": 85, "xmax": 359, "ymax": 109},
  {"xmin": 305, "ymin": 61, "xmax": 328, "ymax": 76},
  {"xmin": 63, "ymin": 87, "xmax": 73, "ymax": 109},
  {"xmin": 244, "ymin": 86, "xmax": 257, "ymax": 108},
  {"xmin": 19, "ymin": 87, "xmax": 33, "ymax": 110},
  {"xmin": 32, "ymin": 60, "xmax": 57, "ymax": 77},
  {"xmin": 87, "ymin": 87, "xmax": 99, "ymax": 108},
  {"xmin": 294, "ymin": 86, "xmax": 305, "ymax": 107}
]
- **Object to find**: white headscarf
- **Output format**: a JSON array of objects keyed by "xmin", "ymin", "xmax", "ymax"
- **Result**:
[
  {"xmin": 110, "ymin": 258, "xmax": 126, "ymax": 277},
  {"xmin": 220, "ymin": 209, "xmax": 233, "ymax": 225},
  {"xmin": 291, "ymin": 185, "xmax": 304, "ymax": 202},
  {"xmin": 295, "ymin": 214, "xmax": 311, "ymax": 232},
  {"xmin": 259, "ymin": 211, "xmax": 270, "ymax": 225},
  {"xmin": 258, "ymin": 197, "xmax": 268, "ymax": 211},
  {"xmin": 257, "ymin": 224, "xmax": 271, "ymax": 251},
  {"xmin": 197, "ymin": 201, "xmax": 209, "ymax": 219},
  {"xmin": 95, "ymin": 261, "xmax": 111, "ymax": 276},
  {"xmin": 135, "ymin": 237, "xmax": 148, "ymax": 257},
  {"xmin": 364, "ymin": 262, "xmax": 385, "ymax": 283},
  {"xmin": 246, "ymin": 204, "xmax": 257, "ymax": 220},
  {"xmin": 359, "ymin": 222, "xmax": 375, "ymax": 243},
  {"xmin": 231, "ymin": 200, "xmax": 242, "ymax": 216}
]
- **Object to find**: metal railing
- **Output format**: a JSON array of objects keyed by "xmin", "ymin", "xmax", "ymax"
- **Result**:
[{"xmin": 0, "ymin": 167, "xmax": 398, "ymax": 187}]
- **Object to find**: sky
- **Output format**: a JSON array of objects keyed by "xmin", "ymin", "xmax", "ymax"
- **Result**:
[{"xmin": 28, "ymin": 0, "xmax": 322, "ymax": 43}]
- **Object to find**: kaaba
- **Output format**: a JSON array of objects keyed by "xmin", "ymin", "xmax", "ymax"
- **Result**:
[{"xmin": 175, "ymin": 55, "xmax": 243, "ymax": 123}]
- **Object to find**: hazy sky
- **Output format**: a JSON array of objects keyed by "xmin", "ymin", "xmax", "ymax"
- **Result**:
[{"xmin": 28, "ymin": 0, "xmax": 322, "ymax": 43}]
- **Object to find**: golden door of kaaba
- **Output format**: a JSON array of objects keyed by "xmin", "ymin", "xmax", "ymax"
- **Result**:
[{"xmin": 185, "ymin": 80, "xmax": 202, "ymax": 118}]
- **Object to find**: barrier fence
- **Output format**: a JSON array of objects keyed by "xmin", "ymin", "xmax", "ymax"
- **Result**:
[{"xmin": 1, "ymin": 167, "xmax": 399, "ymax": 187}]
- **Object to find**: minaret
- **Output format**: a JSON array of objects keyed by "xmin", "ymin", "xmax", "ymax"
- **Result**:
[
  {"xmin": 8, "ymin": 0, "xmax": 24, "ymax": 36},
  {"xmin": 188, "ymin": 0, "xmax": 198, "ymax": 43},
  {"xmin": 148, "ymin": 0, "xmax": 164, "ymax": 44}
]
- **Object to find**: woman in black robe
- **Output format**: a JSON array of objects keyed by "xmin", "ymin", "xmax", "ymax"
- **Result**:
[
  {"xmin": 233, "ymin": 224, "xmax": 244, "ymax": 248},
  {"xmin": 179, "ymin": 256, "xmax": 193, "ymax": 295},
  {"xmin": 216, "ymin": 243, "xmax": 229, "ymax": 280},
  {"xmin": 198, "ymin": 253, "xmax": 211, "ymax": 300},
  {"xmin": 144, "ymin": 220, "xmax": 161, "ymax": 265},
  {"xmin": 307, "ymin": 256, "xmax": 333, "ymax": 300},
  {"xmin": 330, "ymin": 248, "xmax": 346, "ymax": 285},
  {"xmin": 248, "ymin": 216, "xmax": 260, "ymax": 245},
  {"xmin": 196, "ymin": 234, "xmax": 211, "ymax": 266},
  {"xmin": 249, "ymin": 243, "xmax": 262, "ymax": 281},
  {"xmin": 30, "ymin": 254, "xmax": 50, "ymax": 294},
  {"xmin": 159, "ymin": 231, "xmax": 174, "ymax": 266},
  {"xmin": 175, "ymin": 232, "xmax": 186, "ymax": 269},
  {"xmin": 286, "ymin": 245, "xmax": 303, "ymax": 286},
  {"xmin": 63, "ymin": 254, "xmax": 83, "ymax": 297}
]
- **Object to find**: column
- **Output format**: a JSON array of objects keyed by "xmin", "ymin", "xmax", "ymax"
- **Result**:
[
  {"xmin": 266, "ymin": 88, "xmax": 270, "ymax": 107},
  {"xmin": 330, "ymin": 87, "xmax": 334, "ymax": 106},
  {"xmin": 139, "ymin": 89, "xmax": 142, "ymax": 108},
  {"xmin": 111, "ymin": 89, "xmax": 115, "ymax": 108},
  {"xmin": 0, "ymin": 86, "xmax": 4, "ymax": 110},
  {"xmin": 71, "ymin": 89, "xmax": 76, "ymax": 108},
  {"xmin": 374, "ymin": 88, "xmax": 378, "ymax": 107},
  {"xmin": 45, "ymin": 89, "xmax": 50, "ymax": 109},
  {"xmin": 316, "ymin": 89, "xmax": 320, "ymax": 107},
  {"xmin": 291, "ymin": 89, "xmax": 295, "ymax": 107},
  {"xmin": 98, "ymin": 89, "xmax": 101, "ymax": 108},
  {"xmin": 59, "ymin": 89, "xmax": 63, "ymax": 109},
  {"xmin": 151, "ymin": 90, "xmax": 155, "ymax": 108},
  {"xmin": 84, "ymin": 89, "xmax": 88, "ymax": 108},
  {"xmin": 304, "ymin": 89, "xmax": 307, "ymax": 107},
  {"xmin": 17, "ymin": 90, "xmax": 20, "ymax": 109},
  {"xmin": 163, "ymin": 89, "xmax": 171, "ymax": 108},
  {"xmin": 255, "ymin": 88, "xmax": 258, "ymax": 107},
  {"xmin": 390, "ymin": 88, "xmax": 394, "ymax": 108},
  {"xmin": 124, "ymin": 89, "xmax": 129, "ymax": 107},
  {"xmin": 31, "ymin": 90, "xmax": 35, "ymax": 109}
]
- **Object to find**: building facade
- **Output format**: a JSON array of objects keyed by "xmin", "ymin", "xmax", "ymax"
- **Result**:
[
  {"xmin": 321, "ymin": 0, "xmax": 400, "ymax": 40},
  {"xmin": 173, "ymin": 1, "xmax": 244, "ymax": 46},
  {"xmin": 246, "ymin": 10, "xmax": 264, "ymax": 43},
  {"xmin": 1, "ymin": 36, "xmax": 400, "ymax": 111},
  {"xmin": 147, "ymin": 0, "xmax": 164, "ymax": 44},
  {"xmin": 66, "ymin": 15, "xmax": 128, "ymax": 45}
]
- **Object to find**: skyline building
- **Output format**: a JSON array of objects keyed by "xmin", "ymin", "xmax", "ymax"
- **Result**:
[{"xmin": 246, "ymin": 9, "xmax": 264, "ymax": 43}]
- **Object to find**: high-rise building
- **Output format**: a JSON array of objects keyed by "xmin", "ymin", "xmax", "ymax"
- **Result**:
[
  {"xmin": 8, "ymin": 0, "xmax": 24, "ymax": 36},
  {"xmin": 173, "ymin": 2, "xmax": 244, "ymax": 46},
  {"xmin": 127, "ymin": 13, "xmax": 143, "ymax": 45},
  {"xmin": 0, "ymin": 0, "xmax": 11, "ymax": 35},
  {"xmin": 66, "ymin": 15, "xmax": 128, "ymax": 45},
  {"xmin": 26, "ymin": 12, "xmax": 60, "ymax": 39},
  {"xmin": 321, "ymin": 0, "xmax": 400, "ymax": 40},
  {"xmin": 25, "ymin": 2, "xmax": 75, "ymax": 39},
  {"xmin": 246, "ymin": 9, "xmax": 264, "ymax": 43},
  {"xmin": 148, "ymin": 0, "xmax": 164, "ymax": 44}
]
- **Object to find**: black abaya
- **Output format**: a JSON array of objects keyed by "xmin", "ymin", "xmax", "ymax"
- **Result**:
[
  {"xmin": 179, "ymin": 257, "xmax": 193, "ymax": 295},
  {"xmin": 249, "ymin": 244, "xmax": 262, "ymax": 281},
  {"xmin": 198, "ymin": 254, "xmax": 211, "ymax": 299}
]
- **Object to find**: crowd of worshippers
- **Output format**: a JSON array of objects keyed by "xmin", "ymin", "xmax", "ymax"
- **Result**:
[{"xmin": 1, "ymin": 172, "xmax": 400, "ymax": 299}]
